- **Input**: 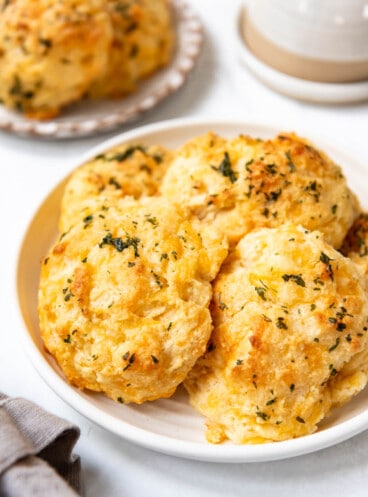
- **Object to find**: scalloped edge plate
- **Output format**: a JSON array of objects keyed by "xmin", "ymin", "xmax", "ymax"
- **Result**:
[
  {"xmin": 15, "ymin": 118, "xmax": 368, "ymax": 462},
  {"xmin": 0, "ymin": 0, "xmax": 203, "ymax": 138}
]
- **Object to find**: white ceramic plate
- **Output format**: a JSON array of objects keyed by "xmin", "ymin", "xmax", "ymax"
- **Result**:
[
  {"xmin": 0, "ymin": 0, "xmax": 202, "ymax": 139},
  {"xmin": 236, "ymin": 4, "xmax": 368, "ymax": 104},
  {"xmin": 16, "ymin": 118, "xmax": 368, "ymax": 463}
]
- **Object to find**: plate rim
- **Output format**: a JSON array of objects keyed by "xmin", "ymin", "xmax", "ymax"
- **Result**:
[
  {"xmin": 14, "ymin": 116, "xmax": 368, "ymax": 463},
  {"xmin": 0, "ymin": 0, "xmax": 203, "ymax": 139}
]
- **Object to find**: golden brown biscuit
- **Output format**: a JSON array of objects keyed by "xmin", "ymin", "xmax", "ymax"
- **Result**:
[
  {"xmin": 340, "ymin": 212, "xmax": 368, "ymax": 276},
  {"xmin": 59, "ymin": 142, "xmax": 173, "ymax": 232},
  {"xmin": 184, "ymin": 224, "xmax": 368, "ymax": 444},
  {"xmin": 39, "ymin": 197, "xmax": 228, "ymax": 404},
  {"xmin": 160, "ymin": 132, "xmax": 360, "ymax": 247},
  {"xmin": 0, "ymin": 0, "xmax": 112, "ymax": 119},
  {"xmin": 89, "ymin": 0, "xmax": 175, "ymax": 98},
  {"xmin": 0, "ymin": 0, "xmax": 174, "ymax": 118}
]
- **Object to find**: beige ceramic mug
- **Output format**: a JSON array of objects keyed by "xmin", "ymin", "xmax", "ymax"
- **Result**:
[{"xmin": 242, "ymin": 0, "xmax": 368, "ymax": 83}]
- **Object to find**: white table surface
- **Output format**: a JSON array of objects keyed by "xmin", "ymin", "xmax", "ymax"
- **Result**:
[{"xmin": 2, "ymin": 1, "xmax": 368, "ymax": 495}]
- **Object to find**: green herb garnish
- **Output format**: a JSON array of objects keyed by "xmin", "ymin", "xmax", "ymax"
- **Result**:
[
  {"xmin": 282, "ymin": 274, "xmax": 306, "ymax": 287},
  {"xmin": 108, "ymin": 145, "xmax": 145, "ymax": 162},
  {"xmin": 213, "ymin": 152, "xmax": 237, "ymax": 183},
  {"xmin": 99, "ymin": 232, "xmax": 140, "ymax": 257}
]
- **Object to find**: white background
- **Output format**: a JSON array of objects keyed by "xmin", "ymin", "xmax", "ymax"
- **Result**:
[{"xmin": 1, "ymin": 0, "xmax": 368, "ymax": 495}]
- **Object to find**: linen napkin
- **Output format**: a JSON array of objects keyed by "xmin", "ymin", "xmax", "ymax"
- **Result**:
[{"xmin": 0, "ymin": 393, "xmax": 81, "ymax": 497}]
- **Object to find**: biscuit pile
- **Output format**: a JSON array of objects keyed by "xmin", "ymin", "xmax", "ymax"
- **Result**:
[
  {"xmin": 38, "ymin": 132, "xmax": 368, "ymax": 444},
  {"xmin": 0, "ymin": 0, "xmax": 174, "ymax": 119}
]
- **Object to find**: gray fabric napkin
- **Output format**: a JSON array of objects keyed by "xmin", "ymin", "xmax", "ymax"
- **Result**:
[{"xmin": 0, "ymin": 393, "xmax": 81, "ymax": 497}]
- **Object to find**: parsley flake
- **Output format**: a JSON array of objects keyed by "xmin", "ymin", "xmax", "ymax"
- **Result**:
[
  {"xmin": 276, "ymin": 317, "xmax": 288, "ymax": 330},
  {"xmin": 151, "ymin": 355, "xmax": 159, "ymax": 364},
  {"xmin": 255, "ymin": 286, "xmax": 267, "ymax": 301},
  {"xmin": 256, "ymin": 411, "xmax": 269, "ymax": 421},
  {"xmin": 282, "ymin": 274, "xmax": 306, "ymax": 287},
  {"xmin": 285, "ymin": 151, "xmax": 296, "ymax": 172},
  {"xmin": 213, "ymin": 152, "xmax": 237, "ymax": 183},
  {"xmin": 329, "ymin": 337, "xmax": 340, "ymax": 352},
  {"xmin": 99, "ymin": 233, "xmax": 140, "ymax": 257},
  {"xmin": 108, "ymin": 145, "xmax": 145, "ymax": 162}
]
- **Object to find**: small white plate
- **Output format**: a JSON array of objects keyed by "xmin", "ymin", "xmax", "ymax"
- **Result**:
[
  {"xmin": 0, "ymin": 0, "xmax": 202, "ymax": 139},
  {"xmin": 237, "ymin": 4, "xmax": 368, "ymax": 104},
  {"xmin": 15, "ymin": 118, "xmax": 368, "ymax": 462}
]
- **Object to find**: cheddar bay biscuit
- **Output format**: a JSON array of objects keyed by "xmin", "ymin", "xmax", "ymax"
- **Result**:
[
  {"xmin": 161, "ymin": 132, "xmax": 360, "ymax": 247},
  {"xmin": 0, "ymin": 0, "xmax": 112, "ymax": 119},
  {"xmin": 0, "ymin": 0, "xmax": 174, "ymax": 118},
  {"xmin": 39, "ymin": 197, "xmax": 228, "ymax": 404},
  {"xmin": 184, "ymin": 224, "xmax": 368, "ymax": 444}
]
